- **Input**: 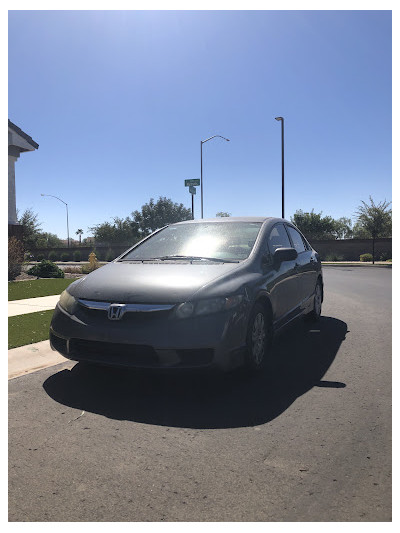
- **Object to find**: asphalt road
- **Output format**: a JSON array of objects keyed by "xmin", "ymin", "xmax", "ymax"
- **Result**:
[{"xmin": 8, "ymin": 266, "xmax": 392, "ymax": 522}]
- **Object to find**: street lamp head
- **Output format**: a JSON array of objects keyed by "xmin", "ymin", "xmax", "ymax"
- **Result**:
[{"xmin": 275, "ymin": 117, "xmax": 283, "ymax": 121}]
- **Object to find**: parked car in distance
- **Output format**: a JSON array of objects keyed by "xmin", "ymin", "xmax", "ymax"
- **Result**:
[{"xmin": 50, "ymin": 217, "xmax": 323, "ymax": 372}]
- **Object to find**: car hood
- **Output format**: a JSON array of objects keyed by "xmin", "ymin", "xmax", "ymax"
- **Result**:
[{"xmin": 68, "ymin": 261, "xmax": 244, "ymax": 303}]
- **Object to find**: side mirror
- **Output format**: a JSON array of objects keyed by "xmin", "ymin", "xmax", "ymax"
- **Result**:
[{"xmin": 273, "ymin": 247, "xmax": 298, "ymax": 268}]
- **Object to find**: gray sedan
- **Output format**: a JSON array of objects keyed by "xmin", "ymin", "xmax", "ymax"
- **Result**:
[{"xmin": 50, "ymin": 217, "xmax": 323, "ymax": 372}]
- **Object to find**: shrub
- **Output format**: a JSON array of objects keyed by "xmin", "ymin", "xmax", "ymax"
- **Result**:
[
  {"xmin": 360, "ymin": 253, "xmax": 373, "ymax": 262},
  {"xmin": 81, "ymin": 252, "xmax": 100, "ymax": 274},
  {"xmin": 37, "ymin": 253, "xmax": 45, "ymax": 261},
  {"xmin": 28, "ymin": 260, "xmax": 65, "ymax": 278},
  {"xmin": 61, "ymin": 252, "xmax": 70, "ymax": 262},
  {"xmin": 48, "ymin": 250, "xmax": 58, "ymax": 262},
  {"xmin": 63, "ymin": 266, "xmax": 82, "ymax": 274},
  {"xmin": 8, "ymin": 237, "xmax": 24, "ymax": 281},
  {"xmin": 73, "ymin": 250, "xmax": 81, "ymax": 262},
  {"xmin": 325, "ymin": 253, "xmax": 344, "ymax": 262}
]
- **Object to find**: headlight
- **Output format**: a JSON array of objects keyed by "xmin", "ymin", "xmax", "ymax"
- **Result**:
[
  {"xmin": 176, "ymin": 294, "xmax": 243, "ymax": 319},
  {"xmin": 59, "ymin": 290, "xmax": 78, "ymax": 315}
]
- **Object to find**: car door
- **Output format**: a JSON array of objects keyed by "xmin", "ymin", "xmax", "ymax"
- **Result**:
[
  {"xmin": 265, "ymin": 223, "xmax": 300, "ymax": 327},
  {"xmin": 285, "ymin": 224, "xmax": 317, "ymax": 310}
]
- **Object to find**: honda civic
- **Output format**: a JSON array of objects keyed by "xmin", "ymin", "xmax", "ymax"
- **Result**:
[{"xmin": 50, "ymin": 217, "xmax": 323, "ymax": 372}]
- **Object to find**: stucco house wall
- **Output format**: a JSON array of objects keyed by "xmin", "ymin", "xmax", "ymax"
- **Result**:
[{"xmin": 8, "ymin": 120, "xmax": 39, "ymax": 231}]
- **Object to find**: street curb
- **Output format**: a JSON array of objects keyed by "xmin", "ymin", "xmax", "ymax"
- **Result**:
[
  {"xmin": 322, "ymin": 263, "xmax": 392, "ymax": 268},
  {"xmin": 8, "ymin": 340, "xmax": 72, "ymax": 380}
]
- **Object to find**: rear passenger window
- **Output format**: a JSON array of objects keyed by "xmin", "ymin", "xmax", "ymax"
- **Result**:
[
  {"xmin": 268, "ymin": 224, "xmax": 291, "ymax": 253},
  {"xmin": 286, "ymin": 226, "xmax": 306, "ymax": 253}
]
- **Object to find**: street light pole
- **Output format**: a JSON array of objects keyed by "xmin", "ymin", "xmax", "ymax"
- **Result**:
[
  {"xmin": 200, "ymin": 134, "xmax": 230, "ymax": 219},
  {"xmin": 275, "ymin": 117, "xmax": 285, "ymax": 219},
  {"xmin": 41, "ymin": 193, "xmax": 70, "ymax": 248}
]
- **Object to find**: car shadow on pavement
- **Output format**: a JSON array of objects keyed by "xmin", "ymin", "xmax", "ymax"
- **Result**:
[{"xmin": 43, "ymin": 316, "xmax": 348, "ymax": 429}]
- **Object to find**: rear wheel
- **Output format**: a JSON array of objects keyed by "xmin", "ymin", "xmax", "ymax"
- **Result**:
[
  {"xmin": 307, "ymin": 280, "xmax": 322, "ymax": 321},
  {"xmin": 245, "ymin": 303, "xmax": 272, "ymax": 371}
]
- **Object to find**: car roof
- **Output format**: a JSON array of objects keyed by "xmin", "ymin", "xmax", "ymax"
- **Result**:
[{"xmin": 172, "ymin": 216, "xmax": 284, "ymax": 225}]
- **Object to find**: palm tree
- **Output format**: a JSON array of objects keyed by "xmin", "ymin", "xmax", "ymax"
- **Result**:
[{"xmin": 76, "ymin": 228, "xmax": 83, "ymax": 245}]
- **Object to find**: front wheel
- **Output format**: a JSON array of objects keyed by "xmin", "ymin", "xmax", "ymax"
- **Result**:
[{"xmin": 245, "ymin": 303, "xmax": 273, "ymax": 371}]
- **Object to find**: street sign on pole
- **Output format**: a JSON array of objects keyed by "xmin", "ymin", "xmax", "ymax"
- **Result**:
[
  {"xmin": 189, "ymin": 185, "xmax": 196, "ymax": 195},
  {"xmin": 185, "ymin": 179, "xmax": 200, "ymax": 187}
]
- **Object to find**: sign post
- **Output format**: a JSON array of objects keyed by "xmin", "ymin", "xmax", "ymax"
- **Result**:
[{"xmin": 185, "ymin": 180, "xmax": 199, "ymax": 220}]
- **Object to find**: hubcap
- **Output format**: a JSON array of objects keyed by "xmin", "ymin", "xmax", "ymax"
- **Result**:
[
  {"xmin": 251, "ymin": 312, "xmax": 266, "ymax": 365},
  {"xmin": 314, "ymin": 284, "xmax": 322, "ymax": 316}
]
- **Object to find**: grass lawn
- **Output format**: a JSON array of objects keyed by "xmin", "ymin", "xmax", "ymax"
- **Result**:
[
  {"xmin": 8, "ymin": 278, "xmax": 77, "ymax": 301},
  {"xmin": 8, "ymin": 310, "xmax": 54, "ymax": 349}
]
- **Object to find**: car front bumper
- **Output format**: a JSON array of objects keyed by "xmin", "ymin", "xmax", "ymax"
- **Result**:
[{"xmin": 50, "ymin": 301, "xmax": 248, "ymax": 371}]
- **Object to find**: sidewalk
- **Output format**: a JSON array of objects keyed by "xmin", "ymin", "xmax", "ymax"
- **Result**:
[
  {"xmin": 8, "ymin": 294, "xmax": 67, "ymax": 379},
  {"xmin": 8, "ymin": 294, "xmax": 60, "ymax": 317}
]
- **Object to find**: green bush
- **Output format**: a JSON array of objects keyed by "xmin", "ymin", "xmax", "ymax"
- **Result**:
[
  {"xmin": 48, "ymin": 250, "xmax": 58, "ymax": 262},
  {"xmin": 61, "ymin": 252, "xmax": 70, "ymax": 262},
  {"xmin": 37, "ymin": 253, "xmax": 45, "ymax": 261},
  {"xmin": 73, "ymin": 250, "xmax": 81, "ymax": 262},
  {"xmin": 325, "ymin": 253, "xmax": 344, "ymax": 262},
  {"xmin": 8, "ymin": 237, "xmax": 24, "ymax": 281},
  {"xmin": 360, "ymin": 253, "xmax": 373, "ymax": 262},
  {"xmin": 28, "ymin": 260, "xmax": 65, "ymax": 278}
]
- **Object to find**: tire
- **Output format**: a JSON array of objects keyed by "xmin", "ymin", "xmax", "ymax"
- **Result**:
[
  {"xmin": 307, "ymin": 279, "xmax": 323, "ymax": 321},
  {"xmin": 245, "ymin": 302, "xmax": 273, "ymax": 371}
]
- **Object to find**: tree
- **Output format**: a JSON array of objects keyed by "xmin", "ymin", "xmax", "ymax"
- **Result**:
[
  {"xmin": 17, "ymin": 208, "xmax": 43, "ymax": 250},
  {"xmin": 17, "ymin": 208, "xmax": 65, "ymax": 249},
  {"xmin": 290, "ymin": 210, "xmax": 337, "ymax": 240},
  {"xmin": 351, "ymin": 222, "xmax": 370, "ymax": 239},
  {"xmin": 36, "ymin": 232, "xmax": 63, "ymax": 248},
  {"xmin": 332, "ymin": 217, "xmax": 353, "ymax": 240},
  {"xmin": 131, "ymin": 197, "xmax": 192, "ymax": 236},
  {"xmin": 355, "ymin": 197, "xmax": 392, "ymax": 263},
  {"xmin": 216, "ymin": 212, "xmax": 231, "ymax": 217},
  {"xmin": 76, "ymin": 229, "xmax": 84, "ymax": 244},
  {"xmin": 89, "ymin": 216, "xmax": 139, "ymax": 245},
  {"xmin": 8, "ymin": 236, "xmax": 24, "ymax": 280}
]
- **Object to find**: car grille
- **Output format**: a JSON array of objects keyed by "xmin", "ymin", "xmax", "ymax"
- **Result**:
[
  {"xmin": 69, "ymin": 339, "xmax": 159, "ymax": 366},
  {"xmin": 51, "ymin": 332, "xmax": 214, "ymax": 368}
]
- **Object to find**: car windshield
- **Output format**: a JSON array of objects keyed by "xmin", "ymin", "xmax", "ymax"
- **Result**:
[{"xmin": 120, "ymin": 222, "xmax": 263, "ymax": 262}]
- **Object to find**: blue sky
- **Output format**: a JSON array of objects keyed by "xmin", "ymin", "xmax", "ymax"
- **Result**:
[{"xmin": 8, "ymin": 9, "xmax": 392, "ymax": 241}]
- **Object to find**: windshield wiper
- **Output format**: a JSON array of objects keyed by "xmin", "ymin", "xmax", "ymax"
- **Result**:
[
  {"xmin": 153, "ymin": 255, "xmax": 240, "ymax": 263},
  {"xmin": 120, "ymin": 255, "xmax": 240, "ymax": 263}
]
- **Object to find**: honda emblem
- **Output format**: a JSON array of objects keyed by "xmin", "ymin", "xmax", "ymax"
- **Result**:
[{"xmin": 108, "ymin": 303, "xmax": 126, "ymax": 320}]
